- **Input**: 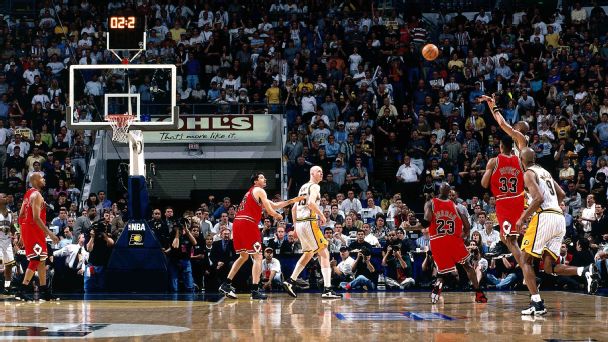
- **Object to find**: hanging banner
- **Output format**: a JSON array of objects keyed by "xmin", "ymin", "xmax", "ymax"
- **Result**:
[{"xmin": 143, "ymin": 115, "xmax": 275, "ymax": 143}]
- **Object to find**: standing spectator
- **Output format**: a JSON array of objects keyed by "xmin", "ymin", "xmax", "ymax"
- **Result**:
[
  {"xmin": 210, "ymin": 228, "xmax": 236, "ymax": 283},
  {"xmin": 166, "ymin": 222, "xmax": 197, "ymax": 292},
  {"xmin": 84, "ymin": 212, "xmax": 114, "ymax": 292}
]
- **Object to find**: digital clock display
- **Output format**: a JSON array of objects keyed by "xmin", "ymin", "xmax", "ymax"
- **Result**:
[
  {"xmin": 110, "ymin": 16, "xmax": 136, "ymax": 29},
  {"xmin": 108, "ymin": 14, "xmax": 146, "ymax": 50}
]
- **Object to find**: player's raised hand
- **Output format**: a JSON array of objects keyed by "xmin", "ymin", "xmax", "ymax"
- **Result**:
[
  {"xmin": 478, "ymin": 94, "xmax": 495, "ymax": 105},
  {"xmin": 273, "ymin": 213, "xmax": 283, "ymax": 221}
]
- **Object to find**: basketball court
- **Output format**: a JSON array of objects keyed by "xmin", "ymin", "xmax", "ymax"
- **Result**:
[{"xmin": 0, "ymin": 291, "xmax": 606, "ymax": 340}]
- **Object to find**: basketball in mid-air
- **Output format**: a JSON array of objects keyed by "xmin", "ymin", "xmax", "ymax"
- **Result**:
[{"xmin": 422, "ymin": 44, "xmax": 439, "ymax": 61}]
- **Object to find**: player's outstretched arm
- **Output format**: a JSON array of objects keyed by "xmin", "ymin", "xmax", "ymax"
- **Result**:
[
  {"xmin": 481, "ymin": 157, "xmax": 497, "ymax": 189},
  {"xmin": 269, "ymin": 195, "xmax": 306, "ymax": 210},
  {"xmin": 254, "ymin": 188, "xmax": 283, "ymax": 220},
  {"xmin": 479, "ymin": 95, "xmax": 527, "ymax": 150}
]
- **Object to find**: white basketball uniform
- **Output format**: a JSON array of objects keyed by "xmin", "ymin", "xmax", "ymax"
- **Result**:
[
  {"xmin": 0, "ymin": 211, "xmax": 15, "ymax": 266},
  {"xmin": 294, "ymin": 182, "xmax": 328, "ymax": 253},
  {"xmin": 521, "ymin": 164, "xmax": 565, "ymax": 259}
]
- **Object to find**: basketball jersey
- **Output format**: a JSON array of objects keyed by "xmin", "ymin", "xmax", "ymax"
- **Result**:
[
  {"xmin": 235, "ymin": 186, "xmax": 263, "ymax": 223},
  {"xmin": 22, "ymin": 188, "xmax": 46, "ymax": 226},
  {"xmin": 490, "ymin": 154, "xmax": 524, "ymax": 200},
  {"xmin": 526, "ymin": 164, "xmax": 561, "ymax": 212},
  {"xmin": 429, "ymin": 198, "xmax": 463, "ymax": 238},
  {"xmin": 0, "ymin": 210, "xmax": 12, "ymax": 241},
  {"xmin": 513, "ymin": 135, "xmax": 530, "ymax": 157},
  {"xmin": 296, "ymin": 182, "xmax": 319, "ymax": 219}
]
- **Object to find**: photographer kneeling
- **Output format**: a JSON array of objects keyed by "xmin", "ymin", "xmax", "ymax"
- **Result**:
[
  {"xmin": 85, "ymin": 211, "xmax": 114, "ymax": 292},
  {"xmin": 340, "ymin": 246, "xmax": 376, "ymax": 291},
  {"xmin": 382, "ymin": 239, "xmax": 415, "ymax": 289}
]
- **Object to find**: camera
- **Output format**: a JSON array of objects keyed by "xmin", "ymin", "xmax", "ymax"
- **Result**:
[
  {"xmin": 391, "ymin": 245, "xmax": 400, "ymax": 252},
  {"xmin": 360, "ymin": 247, "xmax": 371, "ymax": 257}
]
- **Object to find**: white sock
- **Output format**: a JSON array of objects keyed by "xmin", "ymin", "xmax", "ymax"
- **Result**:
[
  {"xmin": 531, "ymin": 294, "xmax": 542, "ymax": 302},
  {"xmin": 291, "ymin": 262, "xmax": 306, "ymax": 281},
  {"xmin": 4, "ymin": 281, "xmax": 10, "ymax": 288},
  {"xmin": 576, "ymin": 267, "xmax": 583, "ymax": 276},
  {"xmin": 321, "ymin": 267, "xmax": 331, "ymax": 289}
]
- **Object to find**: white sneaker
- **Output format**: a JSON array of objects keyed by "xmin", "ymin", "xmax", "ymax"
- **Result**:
[{"xmin": 400, "ymin": 278, "xmax": 415, "ymax": 289}]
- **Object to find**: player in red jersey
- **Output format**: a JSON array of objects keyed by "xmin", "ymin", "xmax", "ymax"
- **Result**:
[
  {"xmin": 219, "ymin": 172, "xmax": 303, "ymax": 300},
  {"xmin": 424, "ymin": 183, "xmax": 487, "ymax": 304},
  {"xmin": 481, "ymin": 135, "xmax": 525, "ymax": 265},
  {"xmin": 14, "ymin": 173, "xmax": 59, "ymax": 302}
]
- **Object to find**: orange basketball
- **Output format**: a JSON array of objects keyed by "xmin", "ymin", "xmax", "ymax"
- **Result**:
[{"xmin": 422, "ymin": 44, "xmax": 439, "ymax": 61}]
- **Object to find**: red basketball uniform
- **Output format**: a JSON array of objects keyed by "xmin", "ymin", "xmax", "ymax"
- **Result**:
[
  {"xmin": 233, "ymin": 186, "xmax": 263, "ymax": 254},
  {"xmin": 429, "ymin": 198, "xmax": 469, "ymax": 274},
  {"xmin": 490, "ymin": 153, "xmax": 525, "ymax": 236},
  {"xmin": 20, "ymin": 188, "xmax": 48, "ymax": 261}
]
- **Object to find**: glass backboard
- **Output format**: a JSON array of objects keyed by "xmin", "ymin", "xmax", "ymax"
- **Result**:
[{"xmin": 67, "ymin": 64, "xmax": 178, "ymax": 130}]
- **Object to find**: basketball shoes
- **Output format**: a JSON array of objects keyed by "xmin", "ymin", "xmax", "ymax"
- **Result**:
[
  {"xmin": 250, "ymin": 288, "xmax": 268, "ymax": 300},
  {"xmin": 219, "ymin": 282, "xmax": 237, "ymax": 299},
  {"xmin": 583, "ymin": 263, "xmax": 599, "ymax": 294},
  {"xmin": 431, "ymin": 282, "xmax": 442, "ymax": 304},
  {"xmin": 521, "ymin": 300, "xmax": 547, "ymax": 316},
  {"xmin": 282, "ymin": 278, "xmax": 297, "ymax": 298},
  {"xmin": 321, "ymin": 288, "xmax": 342, "ymax": 299}
]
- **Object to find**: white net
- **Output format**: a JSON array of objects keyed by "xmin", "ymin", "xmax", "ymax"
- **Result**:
[{"xmin": 106, "ymin": 114, "xmax": 135, "ymax": 143}]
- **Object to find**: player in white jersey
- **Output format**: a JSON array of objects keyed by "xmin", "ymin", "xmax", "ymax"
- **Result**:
[
  {"xmin": 282, "ymin": 166, "xmax": 342, "ymax": 299},
  {"xmin": 0, "ymin": 193, "xmax": 16, "ymax": 294},
  {"xmin": 479, "ymin": 95, "xmax": 529, "ymax": 154},
  {"xmin": 516, "ymin": 148, "xmax": 599, "ymax": 315}
]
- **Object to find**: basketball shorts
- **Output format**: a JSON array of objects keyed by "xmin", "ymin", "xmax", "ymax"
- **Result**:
[
  {"xmin": 232, "ymin": 217, "xmax": 263, "ymax": 254},
  {"xmin": 0, "ymin": 239, "xmax": 15, "ymax": 265},
  {"xmin": 21, "ymin": 223, "xmax": 48, "ymax": 261},
  {"xmin": 430, "ymin": 236, "xmax": 470, "ymax": 274},
  {"xmin": 521, "ymin": 210, "xmax": 565, "ymax": 260},
  {"xmin": 295, "ymin": 219, "xmax": 327, "ymax": 253},
  {"xmin": 496, "ymin": 194, "xmax": 525, "ymax": 236}
]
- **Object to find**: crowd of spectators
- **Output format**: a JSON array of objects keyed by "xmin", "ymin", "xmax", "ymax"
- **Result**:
[{"xmin": 2, "ymin": 0, "xmax": 608, "ymax": 293}]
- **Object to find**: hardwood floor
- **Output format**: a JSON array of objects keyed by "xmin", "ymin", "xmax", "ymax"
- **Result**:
[{"xmin": 0, "ymin": 291, "xmax": 606, "ymax": 341}]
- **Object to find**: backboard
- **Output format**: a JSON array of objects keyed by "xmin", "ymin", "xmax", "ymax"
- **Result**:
[{"xmin": 67, "ymin": 64, "xmax": 179, "ymax": 131}]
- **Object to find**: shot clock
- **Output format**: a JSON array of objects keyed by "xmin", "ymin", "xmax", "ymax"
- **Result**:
[{"xmin": 107, "ymin": 14, "xmax": 146, "ymax": 50}]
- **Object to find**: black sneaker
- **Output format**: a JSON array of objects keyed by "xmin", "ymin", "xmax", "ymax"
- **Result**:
[
  {"xmin": 14, "ymin": 285, "xmax": 34, "ymax": 302},
  {"xmin": 582, "ymin": 263, "xmax": 600, "ymax": 294},
  {"xmin": 40, "ymin": 289, "xmax": 60, "ymax": 302},
  {"xmin": 282, "ymin": 279, "xmax": 297, "ymax": 298},
  {"xmin": 521, "ymin": 300, "xmax": 547, "ymax": 316},
  {"xmin": 3, "ymin": 287, "xmax": 11, "ymax": 296},
  {"xmin": 219, "ymin": 282, "xmax": 237, "ymax": 299},
  {"xmin": 321, "ymin": 288, "xmax": 342, "ymax": 299},
  {"xmin": 251, "ymin": 288, "xmax": 267, "ymax": 300}
]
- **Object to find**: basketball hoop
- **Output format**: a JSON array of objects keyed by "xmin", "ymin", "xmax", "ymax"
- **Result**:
[{"xmin": 106, "ymin": 114, "xmax": 136, "ymax": 143}]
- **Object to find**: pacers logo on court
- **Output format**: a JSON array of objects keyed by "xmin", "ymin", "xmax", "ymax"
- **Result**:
[
  {"xmin": 129, "ymin": 234, "xmax": 144, "ymax": 246},
  {"xmin": 0, "ymin": 323, "xmax": 188, "ymax": 339},
  {"xmin": 522, "ymin": 239, "xmax": 530, "ymax": 246}
]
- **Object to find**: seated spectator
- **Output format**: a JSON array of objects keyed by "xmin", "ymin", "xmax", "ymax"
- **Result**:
[
  {"xmin": 486, "ymin": 255, "xmax": 519, "ymax": 290},
  {"xmin": 415, "ymin": 227, "xmax": 431, "ymax": 250},
  {"xmin": 480, "ymin": 220, "xmax": 500, "ymax": 252},
  {"xmin": 260, "ymin": 247, "xmax": 283, "ymax": 290},
  {"xmin": 266, "ymin": 224, "xmax": 290, "ymax": 255},
  {"xmin": 349, "ymin": 229, "xmax": 374, "ymax": 252}
]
